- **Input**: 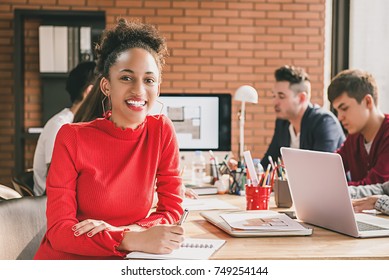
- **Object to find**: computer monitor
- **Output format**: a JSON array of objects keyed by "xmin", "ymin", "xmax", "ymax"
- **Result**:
[{"xmin": 149, "ymin": 93, "xmax": 232, "ymax": 152}]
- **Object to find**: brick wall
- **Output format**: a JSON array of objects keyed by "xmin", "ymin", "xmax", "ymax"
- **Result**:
[{"xmin": 0, "ymin": 0, "xmax": 326, "ymax": 186}]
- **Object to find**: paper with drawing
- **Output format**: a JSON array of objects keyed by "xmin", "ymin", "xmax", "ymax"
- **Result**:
[{"xmin": 220, "ymin": 211, "xmax": 307, "ymax": 231}]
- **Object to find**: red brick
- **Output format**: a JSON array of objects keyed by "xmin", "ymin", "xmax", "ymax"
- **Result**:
[
  {"xmin": 173, "ymin": 1, "xmax": 199, "ymax": 9},
  {"xmin": 255, "ymin": 3, "xmax": 281, "ymax": 11},
  {"xmin": 157, "ymin": 9, "xmax": 184, "ymax": 17},
  {"xmin": 184, "ymin": 9, "xmax": 211, "ymax": 17},
  {"xmin": 129, "ymin": 9, "xmax": 156, "ymax": 16},
  {"xmin": 228, "ymin": 2, "xmax": 254, "ymax": 10},
  {"xmin": 200, "ymin": 17, "xmax": 227, "ymax": 25},
  {"xmin": 185, "ymin": 25, "xmax": 211, "ymax": 33},
  {"xmin": 173, "ymin": 17, "xmax": 199, "ymax": 24},
  {"xmin": 116, "ymin": 1, "xmax": 142, "ymax": 7},
  {"xmin": 200, "ymin": 2, "xmax": 226, "ymax": 9},
  {"xmin": 201, "ymin": 33, "xmax": 227, "ymax": 41},
  {"xmin": 268, "ymin": 11, "xmax": 294, "ymax": 19}
]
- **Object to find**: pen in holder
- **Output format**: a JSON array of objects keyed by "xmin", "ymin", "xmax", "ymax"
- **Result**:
[
  {"xmin": 218, "ymin": 161, "xmax": 246, "ymax": 195},
  {"xmin": 245, "ymin": 182, "xmax": 271, "ymax": 210}
]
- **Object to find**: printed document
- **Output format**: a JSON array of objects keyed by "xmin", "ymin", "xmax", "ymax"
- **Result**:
[{"xmin": 220, "ymin": 211, "xmax": 307, "ymax": 231}]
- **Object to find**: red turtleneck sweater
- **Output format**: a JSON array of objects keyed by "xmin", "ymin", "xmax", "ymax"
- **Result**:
[{"xmin": 34, "ymin": 115, "xmax": 183, "ymax": 259}]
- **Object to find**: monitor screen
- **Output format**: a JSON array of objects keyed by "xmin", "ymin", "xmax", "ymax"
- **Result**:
[{"xmin": 149, "ymin": 93, "xmax": 231, "ymax": 151}]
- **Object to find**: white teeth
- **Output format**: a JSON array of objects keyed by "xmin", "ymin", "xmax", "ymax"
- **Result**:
[{"xmin": 126, "ymin": 100, "xmax": 146, "ymax": 107}]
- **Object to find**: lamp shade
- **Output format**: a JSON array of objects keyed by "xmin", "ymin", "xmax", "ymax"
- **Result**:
[{"xmin": 234, "ymin": 85, "xmax": 258, "ymax": 104}]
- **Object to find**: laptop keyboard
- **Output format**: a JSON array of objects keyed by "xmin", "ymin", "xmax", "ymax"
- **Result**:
[{"xmin": 357, "ymin": 221, "xmax": 386, "ymax": 231}]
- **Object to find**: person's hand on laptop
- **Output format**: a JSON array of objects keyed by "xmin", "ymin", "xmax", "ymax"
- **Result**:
[{"xmin": 352, "ymin": 195, "xmax": 381, "ymax": 212}]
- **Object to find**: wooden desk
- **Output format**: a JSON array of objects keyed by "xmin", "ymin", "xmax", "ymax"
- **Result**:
[{"xmin": 184, "ymin": 194, "xmax": 389, "ymax": 260}]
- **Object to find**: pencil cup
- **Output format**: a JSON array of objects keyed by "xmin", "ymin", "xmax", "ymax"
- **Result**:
[
  {"xmin": 245, "ymin": 185, "xmax": 271, "ymax": 210},
  {"xmin": 274, "ymin": 180, "xmax": 293, "ymax": 208}
]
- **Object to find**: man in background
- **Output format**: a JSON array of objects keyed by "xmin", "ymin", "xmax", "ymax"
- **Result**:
[
  {"xmin": 261, "ymin": 65, "xmax": 345, "ymax": 169},
  {"xmin": 328, "ymin": 69, "xmax": 389, "ymax": 186},
  {"xmin": 33, "ymin": 61, "xmax": 97, "ymax": 195}
]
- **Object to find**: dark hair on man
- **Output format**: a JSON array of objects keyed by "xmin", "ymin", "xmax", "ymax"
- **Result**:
[
  {"xmin": 65, "ymin": 61, "xmax": 97, "ymax": 104},
  {"xmin": 95, "ymin": 18, "xmax": 168, "ymax": 78},
  {"xmin": 327, "ymin": 69, "xmax": 378, "ymax": 105},
  {"xmin": 275, "ymin": 65, "xmax": 311, "ymax": 97}
]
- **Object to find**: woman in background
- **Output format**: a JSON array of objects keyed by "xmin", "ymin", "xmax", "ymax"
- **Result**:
[{"xmin": 35, "ymin": 19, "xmax": 184, "ymax": 259}]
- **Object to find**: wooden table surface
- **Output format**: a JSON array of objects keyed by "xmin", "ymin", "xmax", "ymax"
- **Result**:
[{"xmin": 183, "ymin": 194, "xmax": 389, "ymax": 260}]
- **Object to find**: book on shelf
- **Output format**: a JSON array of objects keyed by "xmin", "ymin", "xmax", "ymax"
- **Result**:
[
  {"xmin": 80, "ymin": 26, "xmax": 93, "ymax": 62},
  {"xmin": 39, "ymin": 25, "xmax": 54, "ymax": 72},
  {"xmin": 53, "ymin": 26, "xmax": 68, "ymax": 72},
  {"xmin": 27, "ymin": 127, "xmax": 44, "ymax": 134},
  {"xmin": 39, "ymin": 25, "xmax": 92, "ymax": 73},
  {"xmin": 126, "ymin": 238, "xmax": 226, "ymax": 260}
]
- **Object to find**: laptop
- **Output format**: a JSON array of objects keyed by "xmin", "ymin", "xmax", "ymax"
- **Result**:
[{"xmin": 280, "ymin": 147, "xmax": 389, "ymax": 238}]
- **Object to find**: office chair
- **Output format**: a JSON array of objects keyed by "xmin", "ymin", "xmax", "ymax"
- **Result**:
[
  {"xmin": 0, "ymin": 184, "xmax": 22, "ymax": 200},
  {"xmin": 11, "ymin": 170, "xmax": 34, "ymax": 196},
  {"xmin": 0, "ymin": 196, "xmax": 47, "ymax": 259}
]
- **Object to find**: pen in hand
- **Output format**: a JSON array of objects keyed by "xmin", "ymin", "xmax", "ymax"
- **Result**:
[{"xmin": 178, "ymin": 208, "xmax": 189, "ymax": 225}]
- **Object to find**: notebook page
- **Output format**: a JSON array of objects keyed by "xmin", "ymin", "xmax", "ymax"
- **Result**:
[{"xmin": 126, "ymin": 238, "xmax": 226, "ymax": 260}]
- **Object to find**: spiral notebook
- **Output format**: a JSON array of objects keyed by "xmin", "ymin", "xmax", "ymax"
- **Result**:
[{"xmin": 126, "ymin": 238, "xmax": 226, "ymax": 260}]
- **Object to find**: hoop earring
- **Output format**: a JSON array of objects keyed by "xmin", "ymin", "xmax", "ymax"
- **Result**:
[
  {"xmin": 102, "ymin": 95, "xmax": 112, "ymax": 119},
  {"xmin": 149, "ymin": 99, "xmax": 164, "ymax": 120}
]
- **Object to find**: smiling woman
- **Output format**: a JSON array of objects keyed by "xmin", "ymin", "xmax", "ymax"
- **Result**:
[
  {"xmin": 100, "ymin": 48, "xmax": 160, "ymax": 129},
  {"xmin": 34, "ymin": 19, "xmax": 185, "ymax": 260}
]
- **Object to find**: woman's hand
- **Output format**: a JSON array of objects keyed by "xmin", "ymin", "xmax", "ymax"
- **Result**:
[
  {"xmin": 119, "ymin": 224, "xmax": 184, "ymax": 254},
  {"xmin": 72, "ymin": 219, "xmax": 120, "ymax": 237},
  {"xmin": 352, "ymin": 195, "xmax": 381, "ymax": 213}
]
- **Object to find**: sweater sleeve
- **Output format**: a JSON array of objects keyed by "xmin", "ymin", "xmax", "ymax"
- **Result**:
[
  {"xmin": 375, "ymin": 195, "xmax": 389, "ymax": 215},
  {"xmin": 348, "ymin": 183, "xmax": 385, "ymax": 199},
  {"xmin": 45, "ymin": 124, "xmax": 127, "ymax": 258},
  {"xmin": 136, "ymin": 117, "xmax": 183, "ymax": 227}
]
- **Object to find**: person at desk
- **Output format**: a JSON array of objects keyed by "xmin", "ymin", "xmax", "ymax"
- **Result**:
[
  {"xmin": 350, "ymin": 181, "xmax": 389, "ymax": 215},
  {"xmin": 260, "ymin": 65, "xmax": 345, "ymax": 169},
  {"xmin": 328, "ymin": 69, "xmax": 389, "ymax": 185},
  {"xmin": 32, "ymin": 61, "xmax": 97, "ymax": 196},
  {"xmin": 34, "ymin": 19, "xmax": 184, "ymax": 259}
]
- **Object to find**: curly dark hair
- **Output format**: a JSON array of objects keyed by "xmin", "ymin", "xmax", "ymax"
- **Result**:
[{"xmin": 95, "ymin": 18, "xmax": 168, "ymax": 78}]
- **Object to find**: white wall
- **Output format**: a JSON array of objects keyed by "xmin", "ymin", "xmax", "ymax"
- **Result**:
[{"xmin": 349, "ymin": 0, "xmax": 389, "ymax": 113}]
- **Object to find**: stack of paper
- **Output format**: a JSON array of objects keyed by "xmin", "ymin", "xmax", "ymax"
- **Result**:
[{"xmin": 201, "ymin": 210, "xmax": 313, "ymax": 237}]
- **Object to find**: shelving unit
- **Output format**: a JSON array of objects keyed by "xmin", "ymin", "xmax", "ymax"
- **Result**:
[{"xmin": 13, "ymin": 9, "xmax": 105, "ymax": 175}]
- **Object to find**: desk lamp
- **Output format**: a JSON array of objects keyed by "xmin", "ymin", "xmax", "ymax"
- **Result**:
[{"xmin": 234, "ymin": 85, "xmax": 258, "ymax": 163}]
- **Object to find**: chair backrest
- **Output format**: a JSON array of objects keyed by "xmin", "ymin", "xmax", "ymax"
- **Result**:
[
  {"xmin": 12, "ymin": 170, "xmax": 34, "ymax": 196},
  {"xmin": 0, "ymin": 184, "xmax": 22, "ymax": 200},
  {"xmin": 0, "ymin": 196, "xmax": 47, "ymax": 259}
]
